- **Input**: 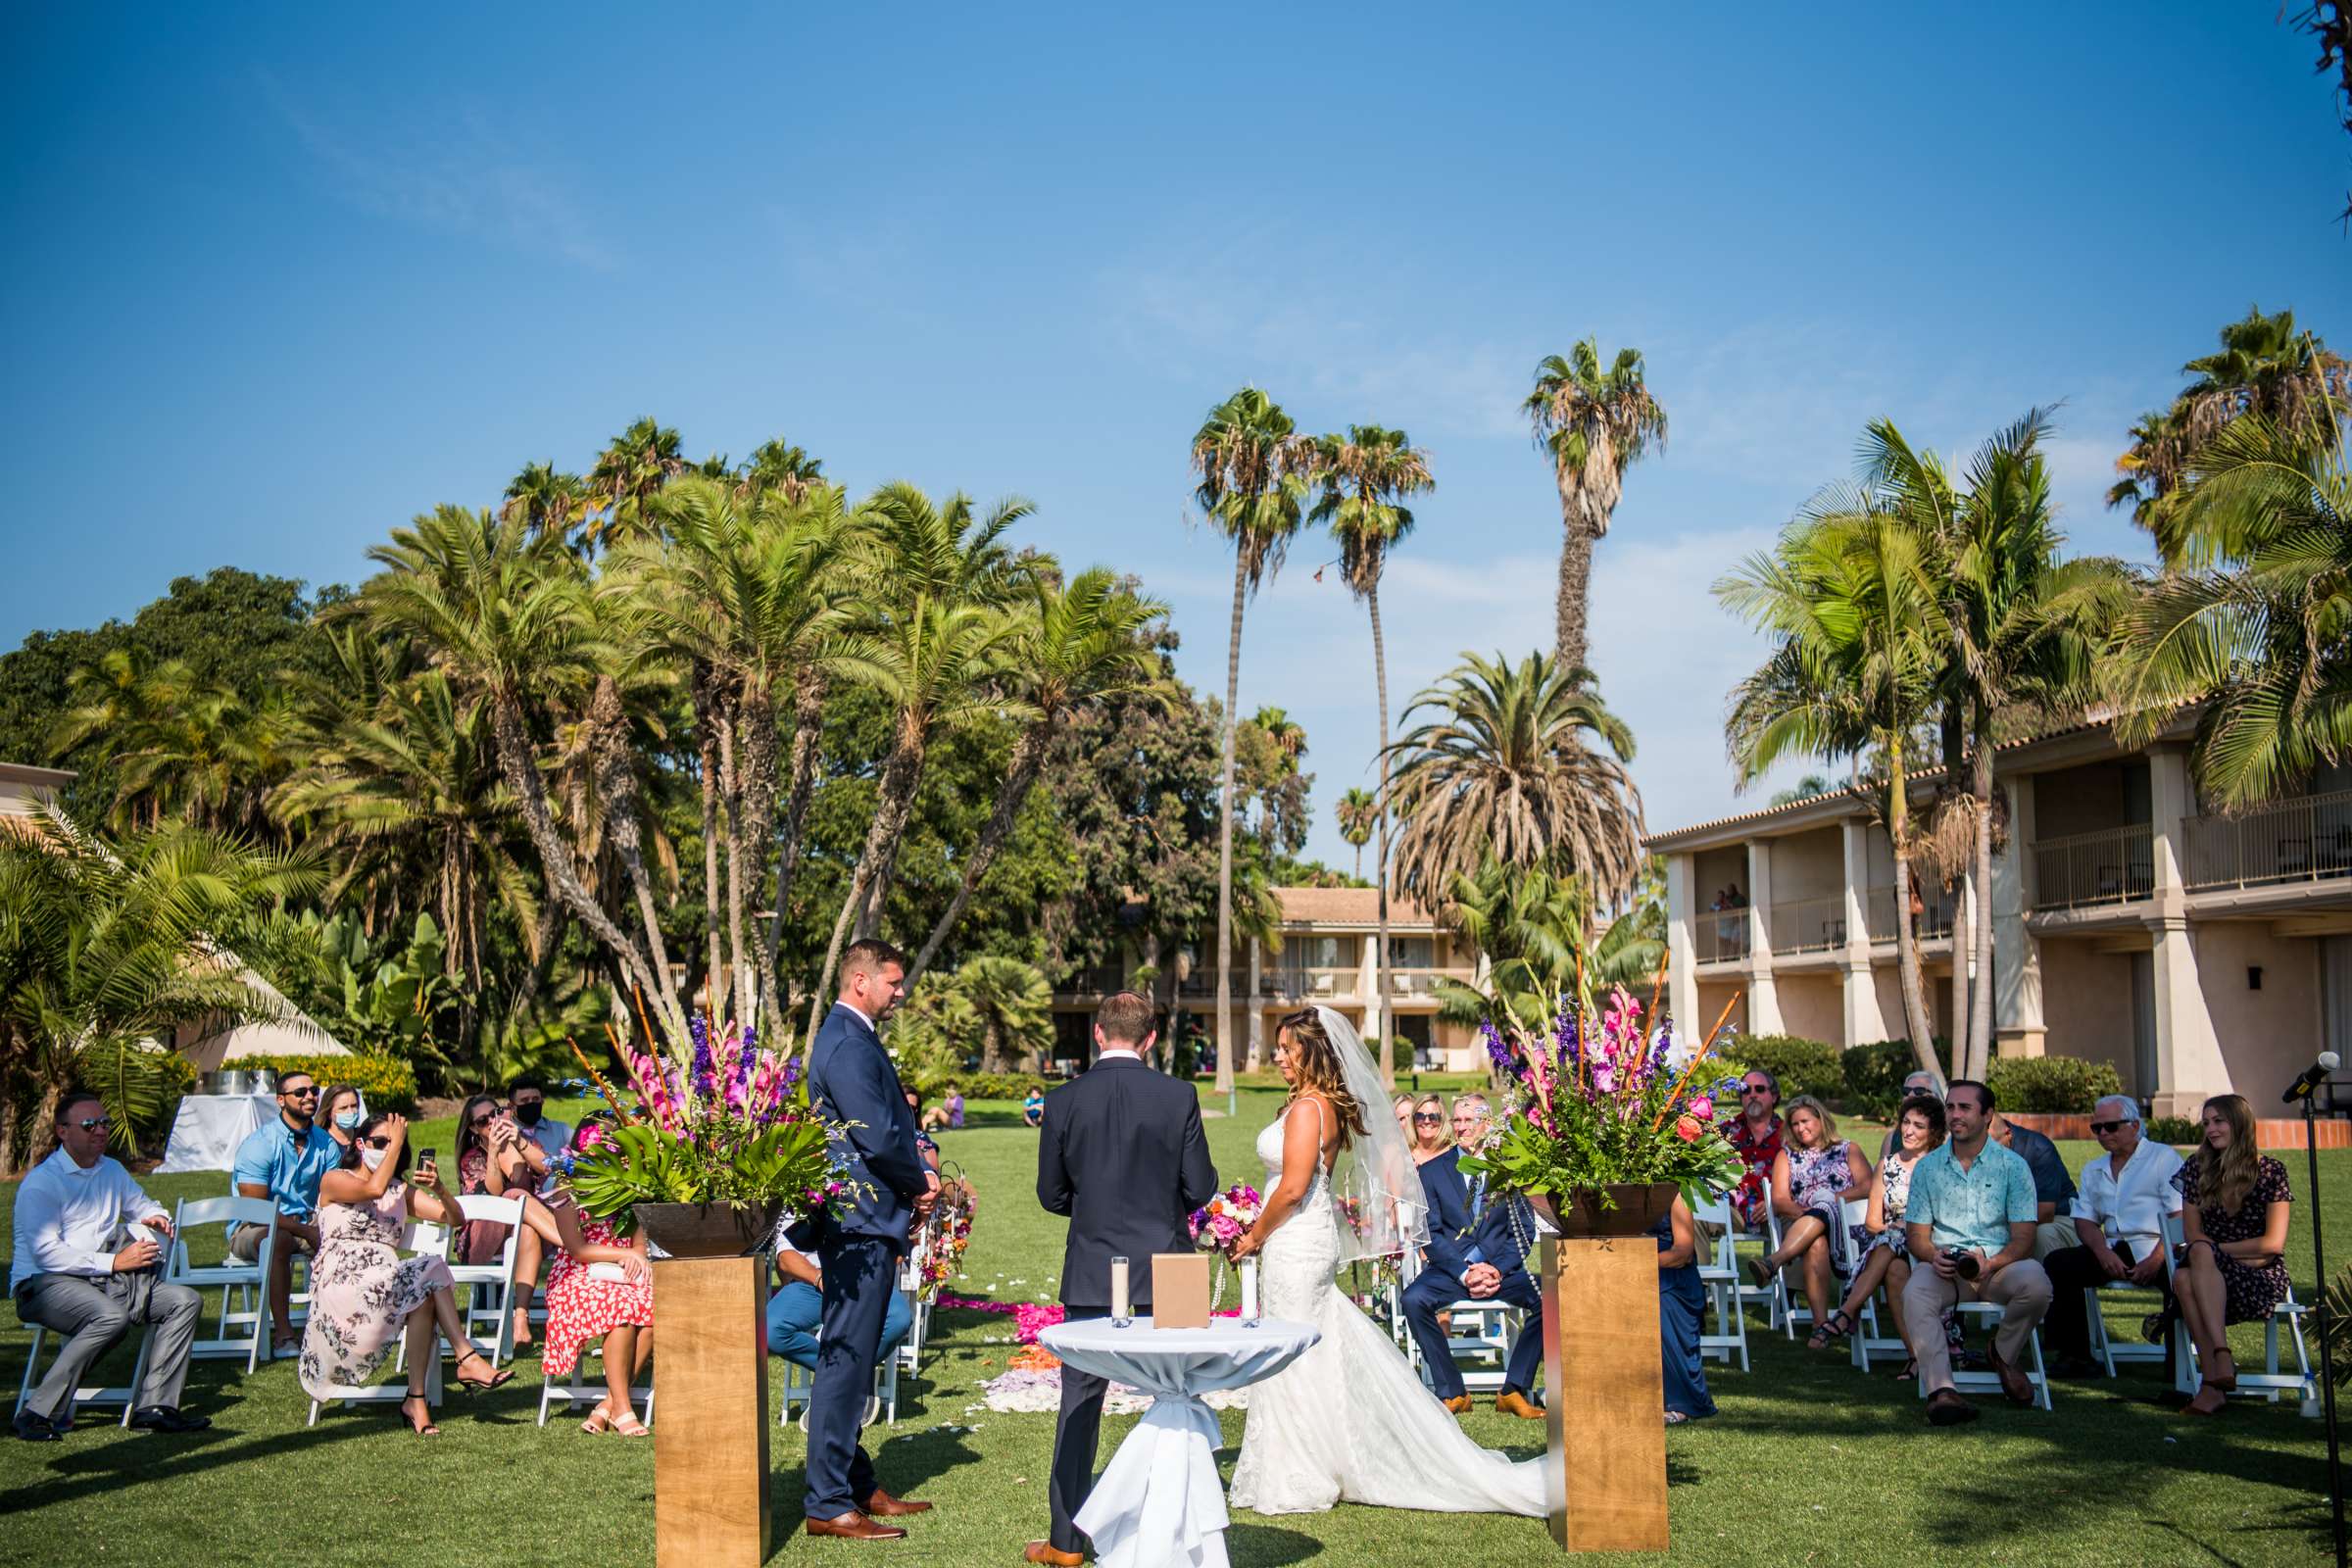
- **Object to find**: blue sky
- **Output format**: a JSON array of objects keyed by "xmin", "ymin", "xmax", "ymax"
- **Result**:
[{"xmin": 4, "ymin": 3, "xmax": 2345, "ymax": 866}]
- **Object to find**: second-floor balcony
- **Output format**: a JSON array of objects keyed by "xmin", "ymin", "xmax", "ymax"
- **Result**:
[
  {"xmin": 2031, "ymin": 823, "xmax": 2155, "ymax": 911},
  {"xmin": 1769, "ymin": 894, "xmax": 1849, "ymax": 955},
  {"xmin": 1694, "ymin": 907, "xmax": 1751, "ymax": 964},
  {"xmin": 1268, "ymin": 964, "xmax": 1362, "ymax": 999},
  {"xmin": 2182, "ymin": 789, "xmax": 2352, "ymax": 893}
]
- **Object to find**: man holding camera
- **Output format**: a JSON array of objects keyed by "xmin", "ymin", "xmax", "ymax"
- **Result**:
[
  {"xmin": 1902, "ymin": 1079, "xmax": 2053, "ymax": 1426},
  {"xmin": 11, "ymin": 1092, "xmax": 208, "ymax": 1440}
]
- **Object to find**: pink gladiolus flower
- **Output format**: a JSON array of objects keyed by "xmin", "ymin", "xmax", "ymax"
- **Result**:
[
  {"xmin": 1689, "ymin": 1096, "xmax": 1714, "ymax": 1120},
  {"xmin": 1593, "ymin": 1066, "xmax": 1617, "ymax": 1095},
  {"xmin": 1674, "ymin": 1114, "xmax": 1702, "ymax": 1142}
]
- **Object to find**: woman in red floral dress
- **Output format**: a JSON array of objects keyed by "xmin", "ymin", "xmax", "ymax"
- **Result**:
[{"xmin": 542, "ymin": 1121, "xmax": 656, "ymax": 1435}]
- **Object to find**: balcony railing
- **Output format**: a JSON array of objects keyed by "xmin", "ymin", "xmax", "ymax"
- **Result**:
[
  {"xmin": 1269, "ymin": 965, "xmax": 1361, "ymax": 999},
  {"xmin": 1694, "ymin": 907, "xmax": 1751, "ymax": 964},
  {"xmin": 1863, "ymin": 884, "xmax": 1959, "ymax": 943},
  {"xmin": 1768, "ymin": 894, "xmax": 1850, "ymax": 955},
  {"xmin": 1386, "ymin": 965, "xmax": 1477, "ymax": 997},
  {"xmin": 2182, "ymin": 789, "xmax": 2352, "ymax": 892},
  {"xmin": 1056, "ymin": 964, "xmax": 1125, "ymax": 997},
  {"xmin": 2031, "ymin": 823, "xmax": 2155, "ymax": 911}
]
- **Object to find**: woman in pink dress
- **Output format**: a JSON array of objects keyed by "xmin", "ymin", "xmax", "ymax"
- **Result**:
[
  {"xmin": 299, "ymin": 1112, "xmax": 514, "ymax": 1436},
  {"xmin": 542, "ymin": 1120, "xmax": 656, "ymax": 1436}
]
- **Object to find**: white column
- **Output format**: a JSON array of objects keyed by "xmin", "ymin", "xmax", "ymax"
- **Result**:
[
  {"xmin": 1360, "ymin": 934, "xmax": 1381, "ymax": 1046},
  {"xmin": 1247, "ymin": 937, "xmax": 1264, "ymax": 1067},
  {"xmin": 1745, "ymin": 839, "xmax": 1784, "ymax": 1034},
  {"xmin": 1993, "ymin": 775, "xmax": 2044, "ymax": 1057},
  {"xmin": 1839, "ymin": 820, "xmax": 1886, "ymax": 1049},
  {"xmin": 1666, "ymin": 851, "xmax": 1699, "ymax": 1035},
  {"xmin": 2146, "ymin": 747, "xmax": 2230, "ymax": 1116}
]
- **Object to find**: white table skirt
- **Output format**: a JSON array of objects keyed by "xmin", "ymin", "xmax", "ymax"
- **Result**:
[
  {"xmin": 157, "ymin": 1092, "xmax": 276, "ymax": 1173},
  {"xmin": 1041, "ymin": 1317, "xmax": 1320, "ymax": 1568}
]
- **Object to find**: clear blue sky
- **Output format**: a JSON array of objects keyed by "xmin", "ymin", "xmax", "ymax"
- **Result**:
[{"xmin": 4, "ymin": 3, "xmax": 2345, "ymax": 865}]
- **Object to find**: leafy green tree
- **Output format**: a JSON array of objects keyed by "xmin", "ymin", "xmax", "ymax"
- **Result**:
[
  {"xmin": 954, "ymin": 954, "xmax": 1053, "ymax": 1074},
  {"xmin": 586, "ymin": 416, "xmax": 687, "ymax": 551},
  {"xmin": 1525, "ymin": 342, "xmax": 1667, "ymax": 672}
]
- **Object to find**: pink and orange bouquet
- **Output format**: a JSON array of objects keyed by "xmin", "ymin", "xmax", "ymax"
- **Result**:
[{"xmin": 1188, "ymin": 1183, "xmax": 1264, "ymax": 1257}]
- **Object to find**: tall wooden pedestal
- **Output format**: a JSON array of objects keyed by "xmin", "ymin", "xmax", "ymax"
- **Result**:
[
  {"xmin": 654, "ymin": 1256, "xmax": 770, "ymax": 1568},
  {"xmin": 1541, "ymin": 1237, "xmax": 1669, "ymax": 1552}
]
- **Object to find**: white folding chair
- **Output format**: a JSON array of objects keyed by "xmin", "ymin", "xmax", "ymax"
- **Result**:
[
  {"xmin": 1764, "ymin": 1205, "xmax": 1813, "ymax": 1340},
  {"xmin": 896, "ymin": 1232, "xmax": 931, "ymax": 1375},
  {"xmin": 1916, "ymin": 1299, "xmax": 2052, "ymax": 1411},
  {"xmin": 2160, "ymin": 1212, "xmax": 2314, "ymax": 1401},
  {"xmin": 1692, "ymin": 1192, "xmax": 1751, "ymax": 1373},
  {"xmin": 306, "ymin": 1219, "xmax": 447, "ymax": 1426},
  {"xmin": 166, "ymin": 1195, "xmax": 278, "ymax": 1373},
  {"xmin": 538, "ymin": 1340, "xmax": 657, "ymax": 1428},
  {"xmin": 776, "ymin": 1312, "xmax": 901, "ymax": 1431},
  {"xmin": 1723, "ymin": 1198, "xmax": 1783, "ymax": 1331},
  {"xmin": 2081, "ymin": 1226, "xmax": 2171, "ymax": 1377},
  {"xmin": 1838, "ymin": 1199, "xmax": 1906, "ymax": 1372},
  {"xmin": 446, "ymin": 1194, "xmax": 526, "ymax": 1368},
  {"xmin": 14, "ymin": 1319, "xmax": 155, "ymax": 1429}
]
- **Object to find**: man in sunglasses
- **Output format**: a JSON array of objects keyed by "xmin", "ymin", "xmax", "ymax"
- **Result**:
[
  {"xmin": 11, "ymin": 1092, "xmax": 209, "ymax": 1439},
  {"xmin": 2037, "ymin": 1095, "xmax": 2184, "ymax": 1378},
  {"xmin": 1719, "ymin": 1070, "xmax": 1785, "ymax": 1232},
  {"xmin": 229, "ymin": 1071, "xmax": 339, "ymax": 1355}
]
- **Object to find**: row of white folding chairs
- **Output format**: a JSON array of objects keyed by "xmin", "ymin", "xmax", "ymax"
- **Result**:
[{"xmin": 1391, "ymin": 1204, "xmax": 1526, "ymax": 1396}]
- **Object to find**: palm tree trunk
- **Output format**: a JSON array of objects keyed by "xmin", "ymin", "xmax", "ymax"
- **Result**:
[
  {"xmin": 1553, "ymin": 463, "xmax": 1594, "ymax": 673},
  {"xmin": 1947, "ymin": 867, "xmax": 1969, "ymax": 1075},
  {"xmin": 587, "ymin": 675, "xmax": 681, "ymax": 1023},
  {"xmin": 1214, "ymin": 555, "xmax": 1246, "ymax": 1097},
  {"xmin": 1369, "ymin": 581, "xmax": 1395, "ymax": 1090},
  {"xmin": 760, "ymin": 668, "xmax": 827, "ymax": 1027},
  {"xmin": 1886, "ymin": 748, "xmax": 1940, "ymax": 1079},
  {"xmin": 805, "ymin": 717, "xmax": 928, "ymax": 1053},
  {"xmin": 734, "ymin": 683, "xmax": 782, "ymax": 1033},
  {"xmin": 717, "ymin": 696, "xmax": 753, "ymax": 1026},
  {"xmin": 1969, "ymin": 723, "xmax": 1997, "ymax": 1080},
  {"xmin": 909, "ymin": 723, "xmax": 1049, "ymax": 990},
  {"xmin": 695, "ymin": 663, "xmax": 723, "ymax": 1009}
]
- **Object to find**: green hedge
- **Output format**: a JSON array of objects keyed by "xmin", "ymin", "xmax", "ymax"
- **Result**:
[
  {"xmin": 1984, "ymin": 1054, "xmax": 2122, "ymax": 1114},
  {"xmin": 1843, "ymin": 1038, "xmax": 1948, "ymax": 1118},
  {"xmin": 2146, "ymin": 1115, "xmax": 2200, "ymax": 1146},
  {"xmin": 1723, "ymin": 1034, "xmax": 1843, "ymax": 1102},
  {"xmin": 925, "ymin": 1070, "xmax": 1054, "ymax": 1101},
  {"xmin": 247, "ymin": 1054, "xmax": 420, "ymax": 1113}
]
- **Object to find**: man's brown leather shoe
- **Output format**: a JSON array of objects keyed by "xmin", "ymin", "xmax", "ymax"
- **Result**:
[
  {"xmin": 1442, "ymin": 1395, "xmax": 1473, "ymax": 1415},
  {"xmin": 1985, "ymin": 1346, "xmax": 2034, "ymax": 1407},
  {"xmin": 1494, "ymin": 1391, "xmax": 1544, "ymax": 1421},
  {"xmin": 863, "ymin": 1489, "xmax": 934, "ymax": 1517},
  {"xmin": 1025, "ymin": 1544, "xmax": 1085, "ymax": 1566},
  {"xmin": 806, "ymin": 1511, "xmax": 906, "ymax": 1541}
]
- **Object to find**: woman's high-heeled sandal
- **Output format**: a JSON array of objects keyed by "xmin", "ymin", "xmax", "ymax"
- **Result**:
[
  {"xmin": 580, "ymin": 1399, "xmax": 612, "ymax": 1435},
  {"xmin": 610, "ymin": 1411, "xmax": 650, "ymax": 1438},
  {"xmin": 401, "ymin": 1394, "xmax": 441, "ymax": 1437},
  {"xmin": 454, "ymin": 1349, "xmax": 515, "ymax": 1393}
]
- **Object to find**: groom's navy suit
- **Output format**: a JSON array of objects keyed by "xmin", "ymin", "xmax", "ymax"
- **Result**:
[
  {"xmin": 804, "ymin": 1001, "xmax": 931, "ymax": 1521},
  {"xmin": 1037, "ymin": 1054, "xmax": 1217, "ymax": 1555},
  {"xmin": 1404, "ymin": 1147, "xmax": 1544, "ymax": 1401}
]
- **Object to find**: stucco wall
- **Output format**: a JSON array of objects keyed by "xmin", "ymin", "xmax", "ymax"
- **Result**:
[
  {"xmin": 1767, "ymin": 827, "xmax": 1845, "ymax": 903},
  {"xmin": 1773, "ymin": 973, "xmax": 1844, "ymax": 1044},
  {"xmin": 2196, "ymin": 921, "xmax": 2322, "ymax": 1102},
  {"xmin": 1698, "ymin": 980, "xmax": 1747, "ymax": 1038},
  {"xmin": 2039, "ymin": 938, "xmax": 2139, "ymax": 1092},
  {"xmin": 2034, "ymin": 760, "xmax": 2143, "ymax": 840}
]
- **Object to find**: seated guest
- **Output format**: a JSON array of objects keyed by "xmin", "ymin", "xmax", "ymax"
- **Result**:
[
  {"xmin": 542, "ymin": 1120, "xmax": 657, "ymax": 1435},
  {"xmin": 1828, "ymin": 1093, "xmax": 1945, "ymax": 1377},
  {"xmin": 299, "ymin": 1112, "xmax": 513, "ymax": 1436},
  {"xmin": 1022, "ymin": 1088, "xmax": 1046, "ymax": 1129},
  {"xmin": 1902, "ymin": 1079, "xmax": 2053, "ymax": 1425},
  {"xmin": 507, "ymin": 1076, "xmax": 570, "ymax": 1196},
  {"xmin": 2040, "ymin": 1095, "xmax": 2183, "ymax": 1378},
  {"xmin": 1718, "ymin": 1069, "xmax": 1785, "ymax": 1232},
  {"xmin": 1654, "ymin": 1191, "xmax": 1714, "ymax": 1423},
  {"xmin": 918, "ymin": 1096, "xmax": 955, "ymax": 1134},
  {"xmin": 320, "ymin": 1083, "xmax": 366, "ymax": 1158},
  {"xmin": 1393, "ymin": 1095, "xmax": 1416, "ymax": 1144},
  {"xmin": 946, "ymin": 1089, "xmax": 965, "ymax": 1130},
  {"xmin": 1879, "ymin": 1070, "xmax": 1944, "ymax": 1160},
  {"xmin": 2172, "ymin": 1093, "xmax": 2292, "ymax": 1417},
  {"xmin": 455, "ymin": 1094, "xmax": 567, "ymax": 1352},
  {"xmin": 1408, "ymin": 1095, "xmax": 1452, "ymax": 1165},
  {"xmin": 230, "ymin": 1069, "xmax": 340, "ymax": 1356},
  {"xmin": 1746, "ymin": 1095, "xmax": 1871, "ymax": 1348},
  {"xmin": 768, "ymin": 1232, "xmax": 911, "ymax": 1380},
  {"xmin": 1405, "ymin": 1093, "xmax": 1544, "ymax": 1419},
  {"xmin": 1989, "ymin": 1104, "xmax": 2080, "ymax": 1259},
  {"xmin": 11, "ymin": 1091, "xmax": 209, "ymax": 1441}
]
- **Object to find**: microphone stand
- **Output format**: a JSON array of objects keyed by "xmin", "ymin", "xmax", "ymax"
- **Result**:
[{"xmin": 2298, "ymin": 1084, "xmax": 2348, "ymax": 1568}]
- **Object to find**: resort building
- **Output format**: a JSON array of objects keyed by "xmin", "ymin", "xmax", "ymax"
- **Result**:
[
  {"xmin": 1648, "ymin": 720, "xmax": 2352, "ymax": 1117},
  {"xmin": 1049, "ymin": 886, "xmax": 1489, "ymax": 1072},
  {"xmin": 0, "ymin": 761, "xmax": 74, "ymax": 833}
]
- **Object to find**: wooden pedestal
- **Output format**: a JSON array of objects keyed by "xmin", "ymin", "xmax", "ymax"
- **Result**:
[
  {"xmin": 653, "ymin": 1256, "xmax": 771, "ymax": 1568},
  {"xmin": 1541, "ymin": 1236, "xmax": 1669, "ymax": 1552}
]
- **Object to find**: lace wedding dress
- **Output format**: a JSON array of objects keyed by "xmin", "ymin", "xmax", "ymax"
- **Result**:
[{"xmin": 1227, "ymin": 1101, "xmax": 1548, "ymax": 1518}]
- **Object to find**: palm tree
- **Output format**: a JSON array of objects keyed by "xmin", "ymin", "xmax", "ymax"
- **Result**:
[
  {"xmin": 2115, "ymin": 416, "xmax": 2352, "ymax": 809},
  {"xmin": 1190, "ymin": 387, "xmax": 1312, "ymax": 1098},
  {"xmin": 907, "ymin": 568, "xmax": 1168, "ymax": 988},
  {"xmin": 586, "ymin": 416, "xmax": 687, "ymax": 551},
  {"xmin": 1250, "ymin": 707, "xmax": 1306, "ymax": 771},
  {"xmin": 1434, "ymin": 860, "xmax": 1660, "ymax": 1035},
  {"xmin": 1525, "ymin": 341, "xmax": 1668, "ymax": 673},
  {"xmin": 1716, "ymin": 504, "xmax": 1944, "ymax": 1074},
  {"xmin": 501, "ymin": 461, "xmax": 593, "ymax": 542},
  {"xmin": 1313, "ymin": 422, "xmax": 1433, "ymax": 1087},
  {"xmin": 1335, "ymin": 787, "xmax": 1377, "ymax": 878},
  {"xmin": 955, "ymin": 955, "xmax": 1053, "ymax": 1073},
  {"xmin": 50, "ymin": 649, "xmax": 282, "ymax": 840},
  {"xmin": 1381, "ymin": 652, "xmax": 1644, "ymax": 907},
  {"xmin": 738, "ymin": 439, "xmax": 827, "ymax": 504},
  {"xmin": 2110, "ymin": 307, "xmax": 2349, "ymax": 564}
]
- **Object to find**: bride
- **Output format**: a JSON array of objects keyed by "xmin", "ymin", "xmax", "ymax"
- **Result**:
[{"xmin": 1227, "ymin": 1005, "xmax": 1546, "ymax": 1518}]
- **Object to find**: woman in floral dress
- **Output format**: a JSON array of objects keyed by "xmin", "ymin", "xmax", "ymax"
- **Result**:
[
  {"xmin": 1821, "ymin": 1093, "xmax": 1946, "ymax": 1370},
  {"xmin": 1747, "ymin": 1096, "xmax": 1872, "ymax": 1347},
  {"xmin": 542, "ymin": 1120, "xmax": 656, "ymax": 1435},
  {"xmin": 2172, "ymin": 1093, "xmax": 2293, "ymax": 1416},
  {"xmin": 299, "ymin": 1113, "xmax": 514, "ymax": 1436}
]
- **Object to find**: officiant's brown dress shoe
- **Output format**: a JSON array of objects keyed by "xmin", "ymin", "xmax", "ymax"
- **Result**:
[
  {"xmin": 1442, "ymin": 1395, "xmax": 1474, "ymax": 1415},
  {"xmin": 863, "ymin": 1488, "xmax": 933, "ymax": 1517},
  {"xmin": 1025, "ymin": 1544, "xmax": 1085, "ymax": 1566},
  {"xmin": 1494, "ymin": 1391, "xmax": 1544, "ymax": 1421},
  {"xmin": 806, "ymin": 1510, "xmax": 906, "ymax": 1541}
]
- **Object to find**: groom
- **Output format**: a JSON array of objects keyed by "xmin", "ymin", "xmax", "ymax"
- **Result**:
[
  {"xmin": 1405, "ymin": 1094, "xmax": 1545, "ymax": 1420},
  {"xmin": 804, "ymin": 938, "xmax": 940, "ymax": 1543},
  {"xmin": 1029, "ymin": 991, "xmax": 1218, "ymax": 1568}
]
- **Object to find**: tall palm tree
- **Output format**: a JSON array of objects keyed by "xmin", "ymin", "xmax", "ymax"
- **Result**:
[
  {"xmin": 2110, "ymin": 307, "xmax": 2349, "ymax": 564},
  {"xmin": 1717, "ymin": 504, "xmax": 1944, "ymax": 1074},
  {"xmin": 907, "ymin": 568, "xmax": 1168, "ymax": 988},
  {"xmin": 1433, "ymin": 860, "xmax": 1660, "ymax": 1035},
  {"xmin": 50, "ymin": 648, "xmax": 281, "ymax": 839},
  {"xmin": 1381, "ymin": 651, "xmax": 1644, "ymax": 908},
  {"xmin": 1335, "ymin": 787, "xmax": 1377, "ymax": 878},
  {"xmin": 1525, "ymin": 341, "xmax": 1668, "ymax": 673},
  {"xmin": 2116, "ymin": 416, "xmax": 2352, "ymax": 809},
  {"xmin": 501, "ymin": 461, "xmax": 594, "ymax": 543},
  {"xmin": 1190, "ymin": 387, "xmax": 1312, "ymax": 1097},
  {"xmin": 738, "ymin": 439, "xmax": 828, "ymax": 504},
  {"xmin": 1313, "ymin": 422, "xmax": 1432, "ymax": 1087},
  {"xmin": 586, "ymin": 416, "xmax": 687, "ymax": 551}
]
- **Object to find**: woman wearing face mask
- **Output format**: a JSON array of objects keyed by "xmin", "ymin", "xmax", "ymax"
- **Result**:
[
  {"xmin": 455, "ymin": 1095, "xmax": 566, "ymax": 1352},
  {"xmin": 299, "ymin": 1111, "xmax": 514, "ymax": 1436},
  {"xmin": 320, "ymin": 1085, "xmax": 366, "ymax": 1153}
]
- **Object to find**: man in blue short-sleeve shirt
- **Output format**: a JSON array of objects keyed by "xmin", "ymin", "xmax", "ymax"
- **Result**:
[{"xmin": 228, "ymin": 1070, "xmax": 338, "ymax": 1354}]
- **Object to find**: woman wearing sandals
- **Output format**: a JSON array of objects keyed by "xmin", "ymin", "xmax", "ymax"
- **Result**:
[
  {"xmin": 298, "ymin": 1112, "xmax": 515, "ymax": 1436},
  {"xmin": 1818, "ymin": 1094, "xmax": 1945, "ymax": 1373},
  {"xmin": 2171, "ymin": 1094, "xmax": 2292, "ymax": 1417},
  {"xmin": 1744, "ymin": 1096, "xmax": 1872, "ymax": 1347},
  {"xmin": 541, "ymin": 1120, "xmax": 656, "ymax": 1436}
]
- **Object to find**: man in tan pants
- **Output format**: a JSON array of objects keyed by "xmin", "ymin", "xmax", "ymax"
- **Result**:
[{"xmin": 1902, "ymin": 1079, "xmax": 2053, "ymax": 1425}]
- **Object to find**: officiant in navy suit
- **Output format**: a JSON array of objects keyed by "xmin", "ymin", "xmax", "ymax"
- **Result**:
[
  {"xmin": 1405, "ymin": 1094, "xmax": 1545, "ymax": 1420},
  {"xmin": 803, "ymin": 938, "xmax": 941, "ymax": 1543}
]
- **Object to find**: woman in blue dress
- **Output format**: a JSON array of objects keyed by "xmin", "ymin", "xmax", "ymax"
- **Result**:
[{"xmin": 1654, "ymin": 1193, "xmax": 1716, "ymax": 1423}]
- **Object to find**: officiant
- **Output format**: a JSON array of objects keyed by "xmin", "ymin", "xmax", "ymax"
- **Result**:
[{"xmin": 1404, "ymin": 1094, "xmax": 1545, "ymax": 1420}]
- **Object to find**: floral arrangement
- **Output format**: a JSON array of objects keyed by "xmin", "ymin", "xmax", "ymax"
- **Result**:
[
  {"xmin": 1188, "ymin": 1182, "xmax": 1264, "ymax": 1257},
  {"xmin": 1459, "ymin": 985, "xmax": 1743, "ymax": 1215},
  {"xmin": 914, "ymin": 1169, "xmax": 976, "ymax": 1302},
  {"xmin": 562, "ymin": 1010, "xmax": 848, "ymax": 1235}
]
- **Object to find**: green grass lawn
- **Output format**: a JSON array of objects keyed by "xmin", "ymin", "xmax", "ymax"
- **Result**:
[{"xmin": 0, "ymin": 1092, "xmax": 2342, "ymax": 1566}]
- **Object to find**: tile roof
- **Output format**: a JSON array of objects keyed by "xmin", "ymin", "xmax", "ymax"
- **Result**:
[{"xmin": 1273, "ymin": 886, "xmax": 1437, "ymax": 928}]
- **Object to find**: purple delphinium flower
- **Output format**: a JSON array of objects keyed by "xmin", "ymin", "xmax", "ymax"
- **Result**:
[
  {"xmin": 1552, "ymin": 1005, "xmax": 1582, "ymax": 1069},
  {"xmin": 1480, "ymin": 1020, "xmax": 1513, "ymax": 1074}
]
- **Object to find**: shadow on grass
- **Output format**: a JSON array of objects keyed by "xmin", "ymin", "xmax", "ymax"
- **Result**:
[
  {"xmin": 0, "ymin": 1417, "xmax": 353, "ymax": 1515},
  {"xmin": 1224, "ymin": 1522, "xmax": 1325, "ymax": 1565}
]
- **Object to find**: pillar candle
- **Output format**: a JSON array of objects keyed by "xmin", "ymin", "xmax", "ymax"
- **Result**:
[
  {"xmin": 1241, "ymin": 1257, "xmax": 1259, "ymax": 1322},
  {"xmin": 1109, "ymin": 1255, "xmax": 1131, "ymax": 1321}
]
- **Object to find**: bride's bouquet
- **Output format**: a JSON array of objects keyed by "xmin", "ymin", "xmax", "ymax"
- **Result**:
[{"xmin": 1188, "ymin": 1182, "xmax": 1264, "ymax": 1258}]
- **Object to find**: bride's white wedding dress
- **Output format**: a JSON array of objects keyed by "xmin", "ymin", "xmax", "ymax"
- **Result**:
[{"xmin": 1227, "ymin": 1102, "xmax": 1547, "ymax": 1518}]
